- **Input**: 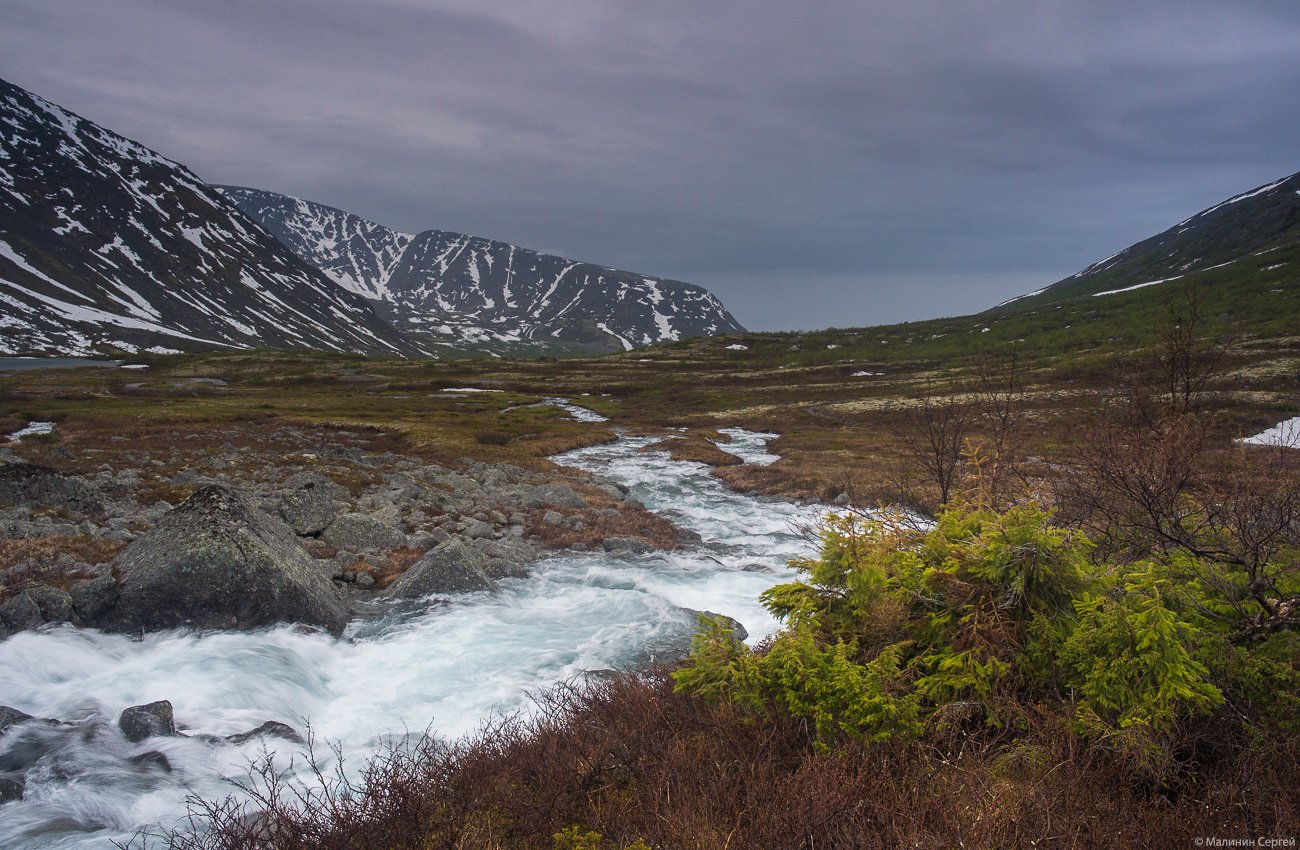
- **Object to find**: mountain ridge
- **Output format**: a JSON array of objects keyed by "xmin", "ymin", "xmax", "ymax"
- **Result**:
[
  {"xmin": 0, "ymin": 77, "xmax": 419, "ymax": 358},
  {"xmin": 996, "ymin": 170, "xmax": 1300, "ymax": 311},
  {"xmin": 220, "ymin": 186, "xmax": 745, "ymax": 354}
]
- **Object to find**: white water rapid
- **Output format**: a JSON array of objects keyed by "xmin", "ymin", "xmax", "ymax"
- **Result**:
[{"xmin": 0, "ymin": 426, "xmax": 827, "ymax": 849}]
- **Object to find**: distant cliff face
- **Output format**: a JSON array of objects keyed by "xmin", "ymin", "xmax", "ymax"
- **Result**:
[
  {"xmin": 221, "ymin": 186, "xmax": 746, "ymax": 353},
  {"xmin": 0, "ymin": 77, "xmax": 417, "ymax": 357}
]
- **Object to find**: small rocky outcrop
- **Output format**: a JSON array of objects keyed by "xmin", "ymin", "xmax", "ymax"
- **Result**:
[
  {"xmin": 119, "ymin": 700, "xmax": 177, "ymax": 742},
  {"xmin": 226, "ymin": 720, "xmax": 304, "ymax": 745},
  {"xmin": 384, "ymin": 539, "xmax": 494, "ymax": 598},
  {"xmin": 103, "ymin": 486, "xmax": 349, "ymax": 635},
  {"xmin": 322, "ymin": 512, "xmax": 406, "ymax": 552},
  {"xmin": 0, "ymin": 592, "xmax": 43, "ymax": 632},
  {"xmin": 0, "ymin": 705, "xmax": 33, "ymax": 736},
  {"xmin": 273, "ymin": 486, "xmax": 337, "ymax": 536},
  {"xmin": 530, "ymin": 482, "xmax": 588, "ymax": 510},
  {"xmin": 0, "ymin": 462, "xmax": 102, "ymax": 515},
  {"xmin": 601, "ymin": 536, "xmax": 655, "ymax": 555}
]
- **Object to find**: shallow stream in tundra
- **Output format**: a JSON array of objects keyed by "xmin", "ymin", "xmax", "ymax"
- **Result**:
[{"xmin": 0, "ymin": 424, "xmax": 829, "ymax": 849}]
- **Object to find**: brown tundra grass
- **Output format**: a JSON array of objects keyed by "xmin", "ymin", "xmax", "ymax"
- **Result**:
[{"xmin": 160, "ymin": 671, "xmax": 1299, "ymax": 850}]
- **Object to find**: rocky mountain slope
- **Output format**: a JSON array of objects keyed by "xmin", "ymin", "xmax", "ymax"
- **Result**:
[
  {"xmin": 0, "ymin": 76, "xmax": 416, "ymax": 357},
  {"xmin": 220, "ymin": 187, "xmax": 745, "ymax": 353},
  {"xmin": 999, "ymin": 170, "xmax": 1300, "ymax": 309}
]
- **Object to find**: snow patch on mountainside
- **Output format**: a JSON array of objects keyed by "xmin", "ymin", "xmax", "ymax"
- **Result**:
[{"xmin": 222, "ymin": 187, "xmax": 745, "ymax": 351}]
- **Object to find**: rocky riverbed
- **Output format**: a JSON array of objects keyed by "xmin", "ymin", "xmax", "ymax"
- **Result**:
[
  {"xmin": 0, "ymin": 419, "xmax": 826, "ymax": 849},
  {"xmin": 0, "ymin": 421, "xmax": 688, "ymax": 639}
]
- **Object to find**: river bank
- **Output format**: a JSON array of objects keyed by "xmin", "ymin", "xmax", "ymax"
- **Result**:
[{"xmin": 0, "ymin": 419, "xmax": 829, "ymax": 849}]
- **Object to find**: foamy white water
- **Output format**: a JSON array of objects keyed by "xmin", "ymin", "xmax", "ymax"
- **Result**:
[{"xmin": 0, "ymin": 427, "xmax": 824, "ymax": 849}]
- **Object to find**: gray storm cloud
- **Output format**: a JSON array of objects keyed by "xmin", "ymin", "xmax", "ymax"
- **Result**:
[{"xmin": 2, "ymin": 0, "xmax": 1297, "ymax": 329}]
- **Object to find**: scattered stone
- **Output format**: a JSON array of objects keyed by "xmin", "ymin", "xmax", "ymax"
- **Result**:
[
  {"xmin": 225, "ymin": 720, "xmax": 305, "ymax": 745},
  {"xmin": 68, "ymin": 575, "xmax": 119, "ymax": 620},
  {"xmin": 542, "ymin": 510, "xmax": 564, "ymax": 526},
  {"xmin": 24, "ymin": 584, "xmax": 74, "ymax": 624},
  {"xmin": 531, "ymin": 482, "xmax": 588, "ymax": 510},
  {"xmin": 601, "ymin": 536, "xmax": 656, "ymax": 555},
  {"xmin": 471, "ymin": 537, "xmax": 538, "ymax": 580},
  {"xmin": 460, "ymin": 517, "xmax": 495, "ymax": 540},
  {"xmin": 0, "ymin": 462, "xmax": 103, "ymax": 515},
  {"xmin": 119, "ymin": 700, "xmax": 177, "ymax": 743},
  {"xmin": 0, "ymin": 775, "xmax": 22, "ymax": 802},
  {"xmin": 0, "ymin": 592, "xmax": 42, "ymax": 631},
  {"xmin": 0, "ymin": 706, "xmax": 34, "ymax": 735},
  {"xmin": 128, "ymin": 750, "xmax": 172, "ymax": 772},
  {"xmin": 384, "ymin": 539, "xmax": 494, "ymax": 599},
  {"xmin": 105, "ymin": 486, "xmax": 349, "ymax": 635},
  {"xmin": 273, "ymin": 481, "xmax": 338, "ymax": 536},
  {"xmin": 688, "ymin": 610, "xmax": 749, "ymax": 643},
  {"xmin": 354, "ymin": 572, "xmax": 375, "ymax": 588}
]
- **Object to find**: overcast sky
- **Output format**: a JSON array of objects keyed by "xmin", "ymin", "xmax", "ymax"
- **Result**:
[{"xmin": 3, "ymin": 1, "xmax": 1297, "ymax": 331}]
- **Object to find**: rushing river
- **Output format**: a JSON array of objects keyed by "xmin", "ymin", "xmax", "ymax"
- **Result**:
[{"xmin": 0, "ymin": 426, "xmax": 827, "ymax": 849}]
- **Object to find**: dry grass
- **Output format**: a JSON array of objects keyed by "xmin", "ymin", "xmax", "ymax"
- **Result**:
[
  {"xmin": 164, "ymin": 670, "xmax": 1300, "ymax": 850},
  {"xmin": 638, "ymin": 432, "xmax": 742, "ymax": 467}
]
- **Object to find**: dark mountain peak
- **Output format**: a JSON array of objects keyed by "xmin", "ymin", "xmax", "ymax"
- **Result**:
[
  {"xmin": 0, "ymin": 77, "xmax": 419, "ymax": 357},
  {"xmin": 221, "ymin": 187, "xmax": 745, "ymax": 353}
]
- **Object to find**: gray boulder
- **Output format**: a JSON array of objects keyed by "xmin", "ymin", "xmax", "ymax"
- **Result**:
[
  {"xmin": 0, "ymin": 592, "xmax": 42, "ymax": 631},
  {"xmin": 24, "ymin": 584, "xmax": 74, "ymax": 624},
  {"xmin": 273, "ymin": 480, "xmax": 338, "ymax": 536},
  {"xmin": 471, "ymin": 537, "xmax": 539, "ymax": 580},
  {"xmin": 103, "ymin": 486, "xmax": 348, "ymax": 635},
  {"xmin": 0, "ymin": 706, "xmax": 33, "ymax": 736},
  {"xmin": 225, "ymin": 720, "xmax": 304, "ymax": 745},
  {"xmin": 69, "ymin": 575, "xmax": 118, "ymax": 620},
  {"xmin": 0, "ymin": 776, "xmax": 21, "ymax": 802},
  {"xmin": 601, "ymin": 536, "xmax": 656, "ymax": 555},
  {"xmin": 322, "ymin": 513, "xmax": 405, "ymax": 552},
  {"xmin": 119, "ymin": 700, "xmax": 177, "ymax": 742},
  {"xmin": 0, "ymin": 462, "xmax": 102, "ymax": 515},
  {"xmin": 460, "ymin": 516, "xmax": 496, "ymax": 540},
  {"xmin": 531, "ymin": 482, "xmax": 588, "ymax": 510},
  {"xmin": 384, "ymin": 540, "xmax": 494, "ymax": 599}
]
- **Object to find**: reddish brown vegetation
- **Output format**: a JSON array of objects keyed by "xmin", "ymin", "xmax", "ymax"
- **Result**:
[{"xmin": 164, "ymin": 671, "xmax": 1300, "ymax": 850}]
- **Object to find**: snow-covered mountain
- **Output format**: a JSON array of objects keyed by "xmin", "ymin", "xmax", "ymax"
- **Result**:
[
  {"xmin": 0, "ymin": 77, "xmax": 418, "ymax": 357},
  {"xmin": 220, "ymin": 187, "xmax": 745, "ymax": 352}
]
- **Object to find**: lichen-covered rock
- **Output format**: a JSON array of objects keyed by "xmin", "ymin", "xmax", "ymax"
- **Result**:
[
  {"xmin": 321, "ymin": 512, "xmax": 405, "ymax": 552},
  {"xmin": 0, "ymin": 706, "xmax": 33, "ymax": 736},
  {"xmin": 272, "ymin": 480, "xmax": 338, "ymax": 536},
  {"xmin": 118, "ymin": 700, "xmax": 177, "ymax": 742},
  {"xmin": 384, "ymin": 539, "xmax": 494, "ymax": 599},
  {"xmin": 68, "ymin": 574, "xmax": 118, "ymax": 620},
  {"xmin": 530, "ymin": 482, "xmax": 588, "ymax": 510},
  {"xmin": 225, "ymin": 720, "xmax": 304, "ymax": 745},
  {"xmin": 471, "ymin": 537, "xmax": 539, "ymax": 580},
  {"xmin": 601, "ymin": 536, "xmax": 656, "ymax": 555},
  {"xmin": 0, "ymin": 592, "xmax": 42, "ymax": 631},
  {"xmin": 24, "ymin": 584, "xmax": 74, "ymax": 624},
  {"xmin": 103, "ymin": 486, "xmax": 348, "ymax": 634},
  {"xmin": 0, "ymin": 462, "xmax": 102, "ymax": 515}
]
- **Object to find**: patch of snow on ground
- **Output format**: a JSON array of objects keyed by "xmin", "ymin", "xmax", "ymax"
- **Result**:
[
  {"xmin": 1092, "ymin": 276, "xmax": 1183, "ymax": 298},
  {"xmin": 1239, "ymin": 417, "xmax": 1300, "ymax": 449},
  {"xmin": 440, "ymin": 387, "xmax": 504, "ymax": 393},
  {"xmin": 725, "ymin": 344, "xmax": 748, "ymax": 350},
  {"xmin": 8, "ymin": 421, "xmax": 54, "ymax": 441},
  {"xmin": 851, "ymin": 370, "xmax": 881, "ymax": 377}
]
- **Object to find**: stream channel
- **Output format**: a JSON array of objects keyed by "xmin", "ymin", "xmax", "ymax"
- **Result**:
[{"xmin": 0, "ymin": 421, "xmax": 829, "ymax": 848}]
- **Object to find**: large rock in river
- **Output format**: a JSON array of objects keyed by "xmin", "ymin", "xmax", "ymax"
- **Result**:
[
  {"xmin": 104, "ymin": 486, "xmax": 348, "ymax": 634},
  {"xmin": 384, "ymin": 539, "xmax": 494, "ymax": 599}
]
